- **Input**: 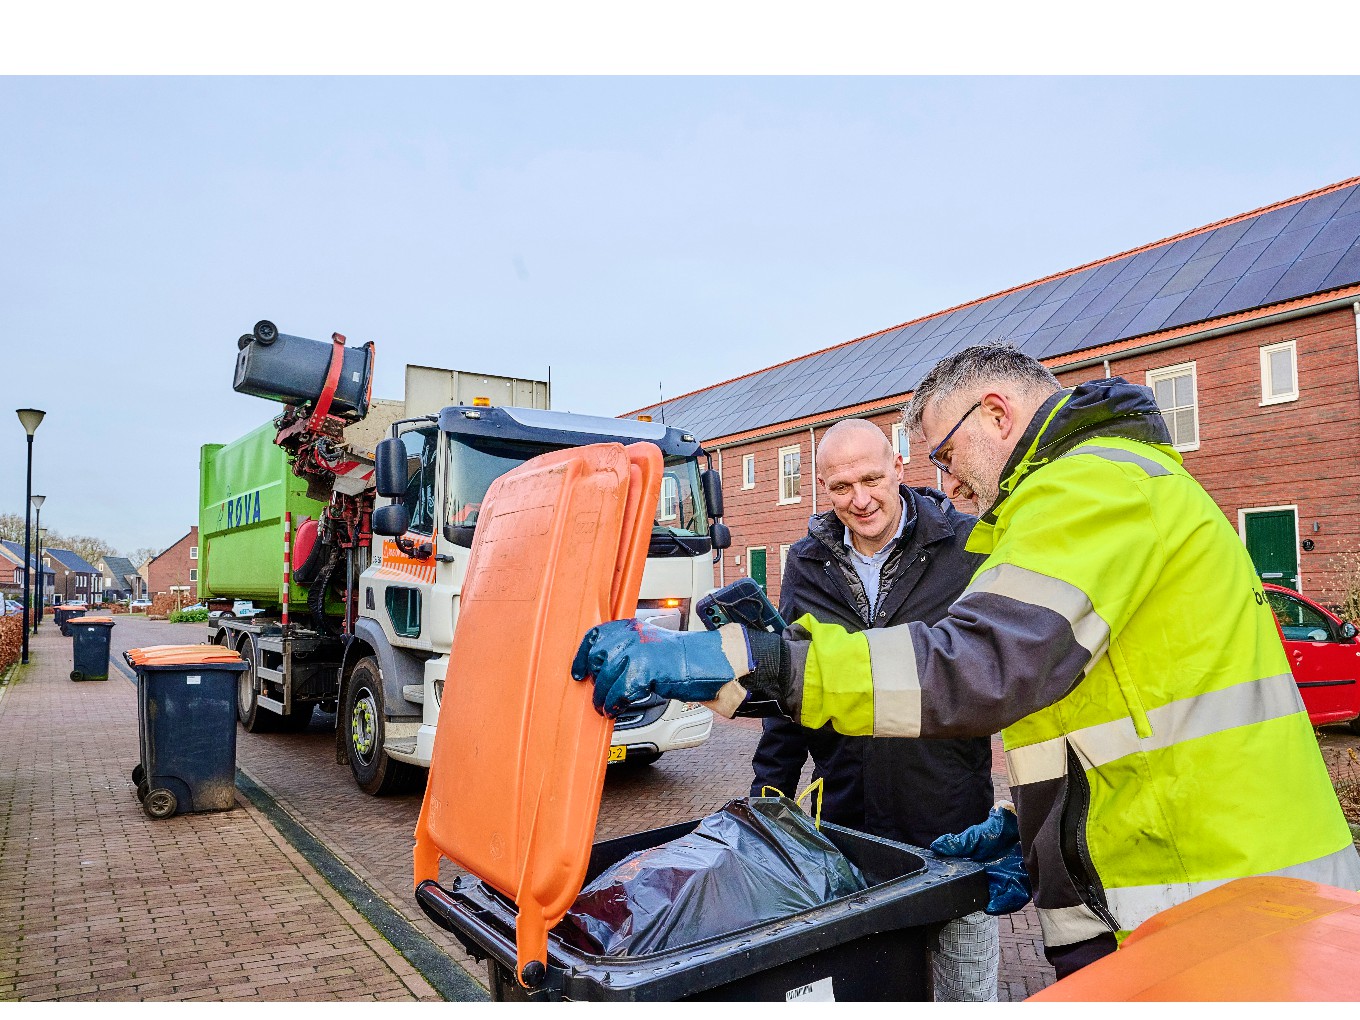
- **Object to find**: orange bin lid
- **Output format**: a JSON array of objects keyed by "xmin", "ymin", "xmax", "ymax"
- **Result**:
[
  {"xmin": 414, "ymin": 441, "xmax": 661, "ymax": 987},
  {"xmin": 59, "ymin": 604, "xmax": 86, "ymax": 610},
  {"xmin": 71, "ymin": 616, "xmax": 114, "ymax": 625},
  {"xmin": 125, "ymin": 644, "xmax": 244, "ymax": 667},
  {"xmin": 1030, "ymin": 876, "xmax": 1360, "ymax": 1001}
]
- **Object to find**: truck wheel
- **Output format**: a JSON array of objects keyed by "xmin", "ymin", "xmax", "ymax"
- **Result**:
[
  {"xmin": 234, "ymin": 632, "xmax": 276, "ymax": 733},
  {"xmin": 345, "ymin": 658, "xmax": 418, "ymax": 796}
]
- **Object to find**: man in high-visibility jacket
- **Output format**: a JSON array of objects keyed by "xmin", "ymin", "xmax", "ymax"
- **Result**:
[{"xmin": 574, "ymin": 342, "xmax": 1360, "ymax": 977}]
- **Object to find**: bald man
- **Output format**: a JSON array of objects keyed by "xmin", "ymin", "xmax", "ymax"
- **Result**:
[{"xmin": 749, "ymin": 418, "xmax": 998, "ymax": 1001}]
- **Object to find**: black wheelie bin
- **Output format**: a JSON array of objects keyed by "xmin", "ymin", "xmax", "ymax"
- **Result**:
[
  {"xmin": 124, "ymin": 644, "xmax": 247, "ymax": 820},
  {"xmin": 68, "ymin": 615, "xmax": 115, "ymax": 681},
  {"xmin": 55, "ymin": 604, "xmax": 87, "ymax": 636}
]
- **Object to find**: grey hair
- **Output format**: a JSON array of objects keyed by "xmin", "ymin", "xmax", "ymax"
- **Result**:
[{"xmin": 902, "ymin": 341, "xmax": 1060, "ymax": 434}]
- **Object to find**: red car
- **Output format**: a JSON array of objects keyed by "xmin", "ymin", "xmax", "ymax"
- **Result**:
[{"xmin": 1263, "ymin": 583, "xmax": 1360, "ymax": 733}]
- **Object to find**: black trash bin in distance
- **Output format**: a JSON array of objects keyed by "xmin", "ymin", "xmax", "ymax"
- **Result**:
[
  {"xmin": 124, "ymin": 645, "xmax": 248, "ymax": 820},
  {"xmin": 68, "ymin": 616, "xmax": 114, "ymax": 681},
  {"xmin": 55, "ymin": 605, "xmax": 87, "ymax": 636},
  {"xmin": 416, "ymin": 815, "xmax": 988, "ymax": 1002}
]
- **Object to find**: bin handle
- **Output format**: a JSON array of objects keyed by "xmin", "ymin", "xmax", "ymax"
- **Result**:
[{"xmin": 796, "ymin": 777, "xmax": 825, "ymax": 829}]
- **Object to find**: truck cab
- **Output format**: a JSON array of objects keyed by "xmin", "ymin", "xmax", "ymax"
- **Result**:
[{"xmin": 339, "ymin": 405, "xmax": 728, "ymax": 794}]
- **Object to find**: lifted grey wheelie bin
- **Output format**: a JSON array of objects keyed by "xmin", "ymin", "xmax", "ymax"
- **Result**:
[
  {"xmin": 124, "ymin": 644, "xmax": 248, "ymax": 820},
  {"xmin": 68, "ymin": 615, "xmax": 115, "ymax": 681}
]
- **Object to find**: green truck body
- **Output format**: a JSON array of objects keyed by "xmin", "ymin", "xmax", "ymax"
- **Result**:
[{"xmin": 199, "ymin": 420, "xmax": 327, "ymax": 608}]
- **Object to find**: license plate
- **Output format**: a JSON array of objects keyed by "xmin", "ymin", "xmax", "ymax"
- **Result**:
[{"xmin": 608, "ymin": 745, "xmax": 627, "ymax": 763}]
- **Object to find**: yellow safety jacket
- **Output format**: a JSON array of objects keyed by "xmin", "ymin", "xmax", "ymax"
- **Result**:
[{"xmin": 784, "ymin": 379, "xmax": 1360, "ymax": 948}]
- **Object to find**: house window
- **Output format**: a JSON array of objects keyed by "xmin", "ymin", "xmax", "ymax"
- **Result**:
[
  {"xmin": 1146, "ymin": 362, "xmax": 1200, "ymax": 451},
  {"xmin": 658, "ymin": 475, "xmax": 680, "ymax": 522},
  {"xmin": 190, "ymin": 568, "xmax": 198, "ymax": 582},
  {"xmin": 189, "ymin": 545, "xmax": 198, "ymax": 560},
  {"xmin": 778, "ymin": 446, "xmax": 801, "ymax": 505},
  {"xmin": 1260, "ymin": 340, "xmax": 1298, "ymax": 405},
  {"xmin": 742, "ymin": 454, "xmax": 755, "ymax": 490},
  {"xmin": 779, "ymin": 543, "xmax": 791, "ymax": 580},
  {"xmin": 892, "ymin": 423, "xmax": 910, "ymax": 462}
]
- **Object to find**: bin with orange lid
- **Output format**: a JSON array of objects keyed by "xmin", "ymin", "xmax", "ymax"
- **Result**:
[
  {"xmin": 68, "ymin": 616, "xmax": 115, "ymax": 681},
  {"xmin": 55, "ymin": 604, "xmax": 87, "ymax": 635},
  {"xmin": 1029, "ymin": 876, "xmax": 1360, "ymax": 1001},
  {"xmin": 412, "ymin": 442, "xmax": 988, "ymax": 1000},
  {"xmin": 124, "ymin": 644, "xmax": 248, "ymax": 820}
]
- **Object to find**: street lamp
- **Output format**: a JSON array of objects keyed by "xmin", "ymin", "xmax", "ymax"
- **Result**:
[
  {"xmin": 30, "ymin": 496, "xmax": 45, "ymax": 633},
  {"xmin": 34, "ymin": 524, "xmax": 47, "ymax": 631},
  {"xmin": 16, "ymin": 409, "xmax": 45, "ymax": 665}
]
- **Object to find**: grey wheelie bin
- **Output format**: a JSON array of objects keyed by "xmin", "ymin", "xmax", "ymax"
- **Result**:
[
  {"xmin": 124, "ymin": 644, "xmax": 247, "ymax": 820},
  {"xmin": 55, "ymin": 604, "xmax": 87, "ymax": 636},
  {"xmin": 68, "ymin": 615, "xmax": 115, "ymax": 681},
  {"xmin": 417, "ymin": 818, "xmax": 988, "ymax": 1001}
]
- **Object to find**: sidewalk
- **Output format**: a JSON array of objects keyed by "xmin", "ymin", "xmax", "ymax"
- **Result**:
[{"xmin": 0, "ymin": 624, "xmax": 443, "ymax": 1002}]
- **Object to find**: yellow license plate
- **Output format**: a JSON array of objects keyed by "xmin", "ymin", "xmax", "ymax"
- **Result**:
[{"xmin": 608, "ymin": 745, "xmax": 627, "ymax": 763}]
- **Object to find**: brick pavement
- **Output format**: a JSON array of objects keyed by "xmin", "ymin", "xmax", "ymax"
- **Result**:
[{"xmin": 0, "ymin": 623, "xmax": 440, "ymax": 1002}]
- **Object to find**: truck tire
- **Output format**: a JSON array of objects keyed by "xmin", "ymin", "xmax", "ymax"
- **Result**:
[
  {"xmin": 234, "ymin": 632, "xmax": 277, "ymax": 733},
  {"xmin": 344, "ymin": 657, "xmax": 419, "ymax": 796}
]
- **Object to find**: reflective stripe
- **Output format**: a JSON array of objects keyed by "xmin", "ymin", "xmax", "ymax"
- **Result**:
[
  {"xmin": 1105, "ymin": 843, "xmax": 1360, "ymax": 931},
  {"xmin": 1036, "ymin": 903, "xmax": 1111, "ymax": 947},
  {"xmin": 865, "ymin": 626, "xmax": 921, "ymax": 737},
  {"xmin": 1065, "ymin": 444, "xmax": 1172, "ymax": 477},
  {"xmin": 962, "ymin": 563, "xmax": 1110, "ymax": 672},
  {"xmin": 1007, "ymin": 673, "xmax": 1304, "ymax": 787}
]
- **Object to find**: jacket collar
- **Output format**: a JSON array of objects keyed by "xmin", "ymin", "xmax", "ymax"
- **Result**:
[{"xmin": 981, "ymin": 376, "xmax": 1176, "ymax": 528}]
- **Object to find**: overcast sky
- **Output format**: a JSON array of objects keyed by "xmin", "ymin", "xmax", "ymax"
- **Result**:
[{"xmin": 3, "ymin": 74, "xmax": 1359, "ymax": 555}]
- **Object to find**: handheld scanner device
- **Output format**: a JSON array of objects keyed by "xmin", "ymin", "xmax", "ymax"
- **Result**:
[{"xmin": 696, "ymin": 577, "xmax": 788, "ymax": 633}]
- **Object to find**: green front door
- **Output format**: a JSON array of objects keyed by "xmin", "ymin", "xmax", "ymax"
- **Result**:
[
  {"xmin": 1244, "ymin": 509, "xmax": 1298, "ymax": 591},
  {"xmin": 748, "ymin": 547, "xmax": 767, "ymax": 592}
]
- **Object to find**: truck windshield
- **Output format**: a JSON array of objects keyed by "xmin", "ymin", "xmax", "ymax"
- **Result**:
[{"xmin": 444, "ymin": 434, "xmax": 711, "ymax": 557}]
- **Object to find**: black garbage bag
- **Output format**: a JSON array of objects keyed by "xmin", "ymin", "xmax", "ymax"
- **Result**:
[{"xmin": 559, "ymin": 796, "xmax": 869, "ymax": 957}]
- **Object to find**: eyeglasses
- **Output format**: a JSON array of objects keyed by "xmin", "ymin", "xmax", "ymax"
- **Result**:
[{"xmin": 928, "ymin": 400, "xmax": 982, "ymax": 474}]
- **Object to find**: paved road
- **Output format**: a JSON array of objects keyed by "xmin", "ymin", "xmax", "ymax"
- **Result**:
[{"xmin": 108, "ymin": 615, "xmax": 1060, "ymax": 1000}]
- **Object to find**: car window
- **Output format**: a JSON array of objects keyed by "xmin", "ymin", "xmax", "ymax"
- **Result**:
[{"xmin": 1265, "ymin": 591, "xmax": 1334, "ymax": 642}]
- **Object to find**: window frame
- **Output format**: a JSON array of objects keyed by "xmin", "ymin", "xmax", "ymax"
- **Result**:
[
  {"xmin": 189, "ymin": 568, "xmax": 198, "ymax": 583},
  {"xmin": 891, "ymin": 423, "xmax": 910, "ymax": 462},
  {"xmin": 742, "ymin": 453, "xmax": 756, "ymax": 490},
  {"xmin": 189, "ymin": 545, "xmax": 198, "ymax": 560},
  {"xmin": 777, "ymin": 445, "xmax": 802, "ymax": 505},
  {"xmin": 1146, "ymin": 361, "xmax": 1201, "ymax": 452},
  {"xmin": 1259, "ymin": 339, "xmax": 1299, "ymax": 406},
  {"xmin": 658, "ymin": 474, "xmax": 680, "ymax": 522}
]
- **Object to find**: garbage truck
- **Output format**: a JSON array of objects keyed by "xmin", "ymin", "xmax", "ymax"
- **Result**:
[{"xmin": 201, "ymin": 320, "xmax": 731, "ymax": 794}]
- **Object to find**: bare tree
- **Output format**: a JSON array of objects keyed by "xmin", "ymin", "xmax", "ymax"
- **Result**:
[
  {"xmin": 0, "ymin": 513, "xmax": 24, "ymax": 543},
  {"xmin": 128, "ymin": 546, "xmax": 161, "ymax": 568}
]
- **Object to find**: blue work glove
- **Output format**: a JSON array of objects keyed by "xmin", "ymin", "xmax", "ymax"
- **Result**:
[
  {"xmin": 571, "ymin": 619, "xmax": 752, "ymax": 717},
  {"xmin": 930, "ymin": 803, "xmax": 1032, "ymax": 915}
]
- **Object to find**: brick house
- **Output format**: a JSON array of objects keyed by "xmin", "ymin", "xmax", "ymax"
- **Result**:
[
  {"xmin": 0, "ymin": 540, "xmax": 55, "ymax": 604},
  {"xmin": 628, "ymin": 175, "xmax": 1360, "ymax": 611},
  {"xmin": 44, "ymin": 549, "xmax": 102, "ymax": 605},
  {"xmin": 146, "ymin": 527, "xmax": 199, "ymax": 603}
]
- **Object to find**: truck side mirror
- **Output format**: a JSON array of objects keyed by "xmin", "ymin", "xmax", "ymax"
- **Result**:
[
  {"xmin": 709, "ymin": 521, "xmax": 731, "ymax": 551},
  {"xmin": 701, "ymin": 469, "xmax": 724, "ymax": 519},
  {"xmin": 375, "ymin": 437, "xmax": 408, "ymax": 497},
  {"xmin": 372, "ymin": 503, "xmax": 410, "ymax": 537}
]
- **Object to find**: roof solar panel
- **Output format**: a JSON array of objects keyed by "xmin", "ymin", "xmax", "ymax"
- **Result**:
[
  {"xmin": 631, "ymin": 183, "xmax": 1360, "ymax": 443},
  {"xmin": 1318, "ymin": 241, "xmax": 1360, "ymax": 292},
  {"xmin": 1287, "ymin": 186, "xmax": 1353, "ymax": 229},
  {"xmin": 1209, "ymin": 265, "xmax": 1291, "ymax": 318}
]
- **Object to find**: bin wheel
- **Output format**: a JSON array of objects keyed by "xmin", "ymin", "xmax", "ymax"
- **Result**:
[
  {"xmin": 132, "ymin": 763, "xmax": 145, "ymax": 785},
  {"xmin": 344, "ymin": 657, "xmax": 420, "ymax": 796},
  {"xmin": 237, "ymin": 333, "xmax": 255, "ymax": 351},
  {"xmin": 136, "ymin": 779, "xmax": 149, "ymax": 802},
  {"xmin": 70, "ymin": 670, "xmax": 84, "ymax": 682},
  {"xmin": 253, "ymin": 320, "xmax": 278, "ymax": 345},
  {"xmin": 144, "ymin": 788, "xmax": 177, "ymax": 819}
]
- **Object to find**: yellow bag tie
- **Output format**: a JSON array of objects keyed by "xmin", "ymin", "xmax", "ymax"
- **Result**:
[{"xmin": 795, "ymin": 777, "xmax": 824, "ymax": 829}]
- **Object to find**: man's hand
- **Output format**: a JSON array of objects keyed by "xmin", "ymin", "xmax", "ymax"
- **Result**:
[
  {"xmin": 930, "ymin": 803, "xmax": 1032, "ymax": 915},
  {"xmin": 571, "ymin": 619, "xmax": 753, "ymax": 717}
]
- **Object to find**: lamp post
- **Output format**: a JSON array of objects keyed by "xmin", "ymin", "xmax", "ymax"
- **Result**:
[
  {"xmin": 30, "ymin": 496, "xmax": 46, "ymax": 632},
  {"xmin": 16, "ymin": 409, "xmax": 45, "ymax": 665},
  {"xmin": 34, "ymin": 524, "xmax": 46, "ymax": 631}
]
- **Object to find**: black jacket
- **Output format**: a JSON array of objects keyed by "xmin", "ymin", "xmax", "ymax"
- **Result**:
[{"xmin": 749, "ymin": 485, "xmax": 994, "ymax": 845}]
